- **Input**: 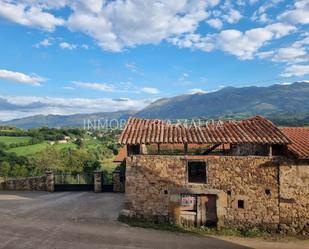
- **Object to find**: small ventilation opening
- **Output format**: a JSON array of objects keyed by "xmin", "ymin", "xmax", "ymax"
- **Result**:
[
  {"xmin": 238, "ymin": 200, "xmax": 244, "ymax": 209},
  {"xmin": 227, "ymin": 190, "xmax": 231, "ymax": 196},
  {"xmin": 164, "ymin": 190, "xmax": 168, "ymax": 195},
  {"xmin": 265, "ymin": 189, "xmax": 271, "ymax": 195}
]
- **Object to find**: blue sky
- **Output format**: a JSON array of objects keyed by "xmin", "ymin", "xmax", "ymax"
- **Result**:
[{"xmin": 0, "ymin": 0, "xmax": 308, "ymax": 120}]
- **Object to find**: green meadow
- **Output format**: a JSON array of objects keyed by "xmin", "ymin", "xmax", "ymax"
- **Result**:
[
  {"xmin": 0, "ymin": 136, "xmax": 32, "ymax": 145},
  {"xmin": 7, "ymin": 142, "xmax": 78, "ymax": 156}
]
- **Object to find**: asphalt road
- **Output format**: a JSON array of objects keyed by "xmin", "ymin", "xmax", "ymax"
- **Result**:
[
  {"xmin": 0, "ymin": 191, "xmax": 307, "ymax": 249},
  {"xmin": 0, "ymin": 191, "xmax": 246, "ymax": 249}
]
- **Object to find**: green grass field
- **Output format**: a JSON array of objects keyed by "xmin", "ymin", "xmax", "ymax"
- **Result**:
[
  {"xmin": 0, "ymin": 136, "xmax": 32, "ymax": 145},
  {"xmin": 83, "ymin": 135, "xmax": 102, "ymax": 148},
  {"xmin": 8, "ymin": 142, "xmax": 77, "ymax": 156}
]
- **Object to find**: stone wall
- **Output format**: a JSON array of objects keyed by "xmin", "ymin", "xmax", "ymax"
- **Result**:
[
  {"xmin": 0, "ymin": 176, "xmax": 47, "ymax": 191},
  {"xmin": 94, "ymin": 171, "xmax": 102, "ymax": 193},
  {"xmin": 113, "ymin": 170, "xmax": 125, "ymax": 192},
  {"xmin": 279, "ymin": 160, "xmax": 309, "ymax": 235},
  {"xmin": 125, "ymin": 155, "xmax": 280, "ymax": 230}
]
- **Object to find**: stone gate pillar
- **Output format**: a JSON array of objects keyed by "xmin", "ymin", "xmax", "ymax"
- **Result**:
[
  {"xmin": 94, "ymin": 170, "xmax": 102, "ymax": 193},
  {"xmin": 113, "ymin": 170, "xmax": 125, "ymax": 192},
  {"xmin": 45, "ymin": 171, "xmax": 54, "ymax": 192}
]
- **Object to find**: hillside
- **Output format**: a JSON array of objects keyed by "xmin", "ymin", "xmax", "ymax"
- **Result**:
[
  {"xmin": 2, "ymin": 110, "xmax": 134, "ymax": 129},
  {"xmin": 1, "ymin": 82, "xmax": 309, "ymax": 128},
  {"xmin": 135, "ymin": 82, "xmax": 309, "ymax": 121}
]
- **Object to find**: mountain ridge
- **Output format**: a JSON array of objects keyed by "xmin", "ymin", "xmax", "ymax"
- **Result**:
[
  {"xmin": 1, "ymin": 82, "xmax": 309, "ymax": 128},
  {"xmin": 135, "ymin": 82, "xmax": 309, "ymax": 119}
]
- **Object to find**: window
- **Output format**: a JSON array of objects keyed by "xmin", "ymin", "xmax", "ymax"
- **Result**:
[
  {"xmin": 238, "ymin": 200, "xmax": 244, "ymax": 209},
  {"xmin": 265, "ymin": 189, "xmax": 271, "ymax": 195},
  {"xmin": 227, "ymin": 190, "xmax": 231, "ymax": 196},
  {"xmin": 188, "ymin": 161, "xmax": 207, "ymax": 184},
  {"xmin": 128, "ymin": 145, "xmax": 140, "ymax": 155}
]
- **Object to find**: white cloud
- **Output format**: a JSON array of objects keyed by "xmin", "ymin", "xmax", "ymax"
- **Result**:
[
  {"xmin": 0, "ymin": 69, "xmax": 46, "ymax": 86},
  {"xmin": 177, "ymin": 72, "xmax": 190, "ymax": 81},
  {"xmin": 0, "ymin": 95, "xmax": 153, "ymax": 121},
  {"xmin": 34, "ymin": 38, "xmax": 52, "ymax": 48},
  {"xmin": 141, "ymin": 87, "xmax": 160, "ymax": 94},
  {"xmin": 0, "ymin": 1, "xmax": 64, "ymax": 31},
  {"xmin": 188, "ymin": 88, "xmax": 208, "ymax": 94},
  {"xmin": 251, "ymin": 0, "xmax": 283, "ymax": 23},
  {"xmin": 0, "ymin": 0, "xmax": 303, "ymax": 63},
  {"xmin": 206, "ymin": 18, "xmax": 223, "ymax": 29},
  {"xmin": 169, "ymin": 33, "xmax": 215, "ymax": 52},
  {"xmin": 73, "ymin": 81, "xmax": 114, "ymax": 92},
  {"xmin": 222, "ymin": 9, "xmax": 242, "ymax": 24},
  {"xmin": 171, "ymin": 22, "xmax": 296, "ymax": 60},
  {"xmin": 62, "ymin": 86, "xmax": 75, "ymax": 90},
  {"xmin": 59, "ymin": 42, "xmax": 77, "ymax": 50},
  {"xmin": 281, "ymin": 64, "xmax": 309, "ymax": 77},
  {"xmin": 279, "ymin": 0, "xmax": 309, "ymax": 24},
  {"xmin": 81, "ymin": 44, "xmax": 89, "ymax": 49},
  {"xmin": 272, "ymin": 47, "xmax": 307, "ymax": 63},
  {"xmin": 125, "ymin": 62, "xmax": 143, "ymax": 75},
  {"xmin": 67, "ymin": 0, "xmax": 211, "ymax": 51},
  {"xmin": 257, "ymin": 33, "xmax": 309, "ymax": 64},
  {"xmin": 214, "ymin": 23, "xmax": 296, "ymax": 59}
]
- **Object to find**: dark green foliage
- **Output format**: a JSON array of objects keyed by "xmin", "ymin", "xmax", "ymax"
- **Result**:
[
  {"xmin": 83, "ymin": 160, "xmax": 101, "ymax": 173},
  {"xmin": 0, "ymin": 149, "xmax": 31, "ymax": 178},
  {"xmin": 0, "ymin": 142, "xmax": 7, "ymax": 150},
  {"xmin": 74, "ymin": 138, "xmax": 84, "ymax": 148}
]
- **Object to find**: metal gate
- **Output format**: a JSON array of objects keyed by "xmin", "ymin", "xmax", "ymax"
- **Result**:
[
  {"xmin": 102, "ymin": 171, "xmax": 113, "ymax": 192},
  {"xmin": 54, "ymin": 173, "xmax": 94, "ymax": 191}
]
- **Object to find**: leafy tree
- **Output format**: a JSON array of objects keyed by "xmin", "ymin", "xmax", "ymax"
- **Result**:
[
  {"xmin": 0, "ymin": 162, "xmax": 11, "ymax": 177},
  {"xmin": 83, "ymin": 160, "xmax": 101, "ymax": 173},
  {"xmin": 10, "ymin": 164, "xmax": 28, "ymax": 177},
  {"xmin": 0, "ymin": 142, "xmax": 7, "ymax": 150},
  {"xmin": 29, "ymin": 147, "xmax": 63, "ymax": 172},
  {"xmin": 74, "ymin": 138, "xmax": 84, "ymax": 148}
]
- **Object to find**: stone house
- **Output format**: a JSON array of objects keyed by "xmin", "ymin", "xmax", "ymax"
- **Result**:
[{"xmin": 118, "ymin": 116, "xmax": 309, "ymax": 235}]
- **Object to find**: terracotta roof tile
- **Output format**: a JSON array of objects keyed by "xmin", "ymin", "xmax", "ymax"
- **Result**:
[
  {"xmin": 113, "ymin": 147, "xmax": 127, "ymax": 163},
  {"xmin": 280, "ymin": 127, "xmax": 309, "ymax": 159},
  {"xmin": 119, "ymin": 116, "xmax": 290, "ymax": 145}
]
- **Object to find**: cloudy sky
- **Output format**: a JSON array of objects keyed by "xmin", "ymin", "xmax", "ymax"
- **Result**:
[{"xmin": 0, "ymin": 0, "xmax": 308, "ymax": 120}]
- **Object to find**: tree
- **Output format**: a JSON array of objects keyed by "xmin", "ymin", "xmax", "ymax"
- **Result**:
[
  {"xmin": 0, "ymin": 162, "xmax": 11, "ymax": 177},
  {"xmin": 61, "ymin": 148, "xmax": 94, "ymax": 174},
  {"xmin": 83, "ymin": 160, "xmax": 101, "ymax": 173},
  {"xmin": 74, "ymin": 138, "xmax": 84, "ymax": 148},
  {"xmin": 10, "ymin": 164, "xmax": 28, "ymax": 177},
  {"xmin": 29, "ymin": 147, "xmax": 63, "ymax": 172},
  {"xmin": 0, "ymin": 142, "xmax": 7, "ymax": 150}
]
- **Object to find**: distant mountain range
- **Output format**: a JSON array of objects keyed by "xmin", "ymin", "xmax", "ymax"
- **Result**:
[
  {"xmin": 135, "ymin": 82, "xmax": 309, "ymax": 119},
  {"xmin": 1, "ymin": 82, "xmax": 309, "ymax": 128},
  {"xmin": 1, "ymin": 110, "xmax": 135, "ymax": 129}
]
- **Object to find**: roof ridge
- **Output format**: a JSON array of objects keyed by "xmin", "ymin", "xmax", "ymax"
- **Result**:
[{"xmin": 119, "ymin": 116, "xmax": 291, "ymax": 145}]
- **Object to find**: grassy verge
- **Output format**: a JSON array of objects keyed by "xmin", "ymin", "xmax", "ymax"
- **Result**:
[
  {"xmin": 118, "ymin": 215, "xmax": 307, "ymax": 240},
  {"xmin": 118, "ymin": 215, "xmax": 188, "ymax": 233}
]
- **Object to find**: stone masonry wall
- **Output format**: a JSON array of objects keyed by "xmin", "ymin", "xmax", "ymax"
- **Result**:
[
  {"xmin": 279, "ymin": 160, "xmax": 309, "ymax": 235},
  {"xmin": 113, "ymin": 170, "xmax": 125, "ymax": 192},
  {"xmin": 0, "ymin": 176, "xmax": 47, "ymax": 191},
  {"xmin": 125, "ymin": 155, "xmax": 280, "ymax": 230}
]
